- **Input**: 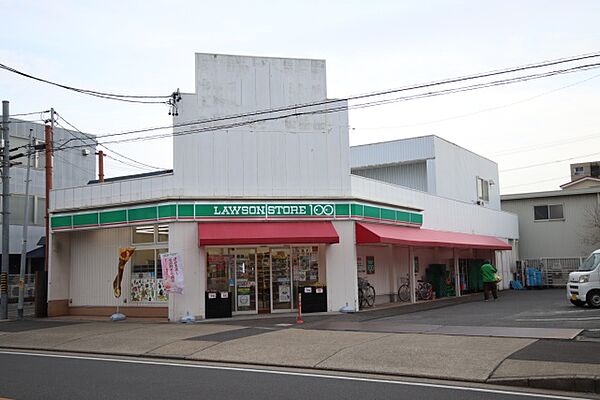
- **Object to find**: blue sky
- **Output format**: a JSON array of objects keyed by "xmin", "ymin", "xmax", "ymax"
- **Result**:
[{"xmin": 1, "ymin": 0, "xmax": 599, "ymax": 193}]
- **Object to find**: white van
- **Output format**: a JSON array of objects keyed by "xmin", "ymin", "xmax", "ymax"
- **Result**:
[{"xmin": 567, "ymin": 249, "xmax": 600, "ymax": 307}]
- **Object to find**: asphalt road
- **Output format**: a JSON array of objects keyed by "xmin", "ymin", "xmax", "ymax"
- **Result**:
[
  {"xmin": 375, "ymin": 289, "xmax": 600, "ymax": 330},
  {"xmin": 0, "ymin": 351, "xmax": 586, "ymax": 400}
]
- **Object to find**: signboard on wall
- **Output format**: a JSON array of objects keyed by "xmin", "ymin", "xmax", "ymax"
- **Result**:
[
  {"xmin": 357, "ymin": 256, "xmax": 365, "ymax": 273},
  {"xmin": 160, "ymin": 252, "xmax": 184, "ymax": 294},
  {"xmin": 366, "ymin": 256, "xmax": 375, "ymax": 275}
]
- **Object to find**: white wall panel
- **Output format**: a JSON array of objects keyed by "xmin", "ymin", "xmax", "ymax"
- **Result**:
[
  {"xmin": 350, "ymin": 136, "xmax": 435, "ymax": 169},
  {"xmin": 352, "ymin": 162, "xmax": 427, "ymax": 192},
  {"xmin": 49, "ymin": 232, "xmax": 71, "ymax": 301},
  {"xmin": 351, "ymin": 175, "xmax": 518, "ymax": 240},
  {"xmin": 326, "ymin": 221, "xmax": 358, "ymax": 311},
  {"xmin": 69, "ymin": 227, "xmax": 131, "ymax": 307},
  {"xmin": 168, "ymin": 222, "xmax": 204, "ymax": 320},
  {"xmin": 433, "ymin": 137, "xmax": 501, "ymax": 210}
]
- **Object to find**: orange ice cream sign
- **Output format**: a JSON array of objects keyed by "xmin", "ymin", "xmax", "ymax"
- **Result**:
[{"xmin": 113, "ymin": 247, "xmax": 135, "ymax": 298}]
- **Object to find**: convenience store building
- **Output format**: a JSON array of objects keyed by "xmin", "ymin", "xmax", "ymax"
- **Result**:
[{"xmin": 47, "ymin": 53, "xmax": 518, "ymax": 320}]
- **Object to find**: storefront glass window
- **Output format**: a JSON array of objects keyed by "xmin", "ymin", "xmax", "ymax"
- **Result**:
[
  {"xmin": 157, "ymin": 225, "xmax": 169, "ymax": 243},
  {"xmin": 130, "ymin": 225, "xmax": 169, "ymax": 303},
  {"xmin": 206, "ymin": 245, "xmax": 321, "ymax": 313},
  {"xmin": 207, "ymin": 248, "xmax": 233, "ymax": 292},
  {"xmin": 133, "ymin": 225, "xmax": 155, "ymax": 244}
]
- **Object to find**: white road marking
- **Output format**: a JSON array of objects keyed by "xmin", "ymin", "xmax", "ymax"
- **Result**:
[
  {"xmin": 0, "ymin": 349, "xmax": 587, "ymax": 400},
  {"xmin": 516, "ymin": 316, "xmax": 600, "ymax": 322}
]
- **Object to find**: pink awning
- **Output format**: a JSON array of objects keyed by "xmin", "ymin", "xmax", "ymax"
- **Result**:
[
  {"xmin": 355, "ymin": 222, "xmax": 512, "ymax": 250},
  {"xmin": 198, "ymin": 221, "xmax": 339, "ymax": 246}
]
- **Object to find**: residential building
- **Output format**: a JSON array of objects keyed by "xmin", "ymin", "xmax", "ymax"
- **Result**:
[{"xmin": 1, "ymin": 119, "xmax": 96, "ymax": 299}]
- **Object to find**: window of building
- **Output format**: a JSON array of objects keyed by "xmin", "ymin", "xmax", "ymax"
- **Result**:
[
  {"xmin": 534, "ymin": 204, "xmax": 564, "ymax": 221},
  {"xmin": 130, "ymin": 224, "xmax": 169, "ymax": 303},
  {"xmin": 573, "ymin": 166, "xmax": 584, "ymax": 176},
  {"xmin": 6, "ymin": 195, "xmax": 34, "ymax": 225},
  {"xmin": 132, "ymin": 224, "xmax": 169, "ymax": 244},
  {"xmin": 477, "ymin": 177, "xmax": 489, "ymax": 202}
]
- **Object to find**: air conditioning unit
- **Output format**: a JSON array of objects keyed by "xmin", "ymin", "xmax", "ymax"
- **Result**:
[{"xmin": 476, "ymin": 200, "xmax": 484, "ymax": 206}]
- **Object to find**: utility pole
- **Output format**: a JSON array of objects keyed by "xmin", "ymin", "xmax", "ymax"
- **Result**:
[
  {"xmin": 17, "ymin": 129, "xmax": 33, "ymax": 319},
  {"xmin": 44, "ymin": 109, "xmax": 53, "ymax": 273},
  {"xmin": 1, "ymin": 101, "xmax": 10, "ymax": 320}
]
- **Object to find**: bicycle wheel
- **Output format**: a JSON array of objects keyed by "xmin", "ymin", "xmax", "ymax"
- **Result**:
[
  {"xmin": 365, "ymin": 285, "xmax": 376, "ymax": 307},
  {"xmin": 358, "ymin": 288, "xmax": 366, "ymax": 309},
  {"xmin": 419, "ymin": 282, "xmax": 433, "ymax": 300},
  {"xmin": 397, "ymin": 284, "xmax": 411, "ymax": 302}
]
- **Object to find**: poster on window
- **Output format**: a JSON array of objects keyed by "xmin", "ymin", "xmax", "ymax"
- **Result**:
[
  {"xmin": 366, "ymin": 256, "xmax": 375, "ymax": 274},
  {"xmin": 278, "ymin": 285, "xmax": 290, "ymax": 302},
  {"xmin": 160, "ymin": 252, "xmax": 184, "ymax": 294}
]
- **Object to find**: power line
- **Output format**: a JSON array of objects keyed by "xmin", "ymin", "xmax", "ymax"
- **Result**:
[
  {"xmin": 502, "ymin": 175, "xmax": 571, "ymax": 190},
  {"xmin": 0, "ymin": 63, "xmax": 170, "ymax": 104},
  {"xmin": 47, "ymin": 53, "xmax": 600, "ymax": 151},
  {"xmin": 500, "ymin": 151, "xmax": 600, "ymax": 173},
  {"xmin": 351, "ymin": 71, "xmax": 600, "ymax": 131},
  {"xmin": 52, "ymin": 60, "xmax": 600, "ymax": 151},
  {"xmin": 54, "ymin": 113, "xmax": 162, "ymax": 171},
  {"xmin": 47, "ymin": 51, "xmax": 600, "ymax": 147},
  {"xmin": 490, "ymin": 130, "xmax": 600, "ymax": 158},
  {"xmin": 52, "ymin": 151, "xmax": 96, "ymax": 175}
]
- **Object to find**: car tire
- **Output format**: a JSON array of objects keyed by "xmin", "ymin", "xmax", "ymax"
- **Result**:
[
  {"xmin": 570, "ymin": 299, "xmax": 586, "ymax": 307},
  {"xmin": 586, "ymin": 291, "xmax": 600, "ymax": 308}
]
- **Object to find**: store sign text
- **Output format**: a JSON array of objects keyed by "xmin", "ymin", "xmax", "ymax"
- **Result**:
[{"xmin": 211, "ymin": 204, "xmax": 335, "ymax": 217}]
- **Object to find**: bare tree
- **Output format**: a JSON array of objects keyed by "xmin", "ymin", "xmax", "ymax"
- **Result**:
[{"xmin": 583, "ymin": 204, "xmax": 600, "ymax": 250}]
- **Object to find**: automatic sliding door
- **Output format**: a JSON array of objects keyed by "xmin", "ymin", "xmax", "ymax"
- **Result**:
[
  {"xmin": 271, "ymin": 248, "xmax": 292, "ymax": 311},
  {"xmin": 235, "ymin": 248, "xmax": 257, "ymax": 313}
]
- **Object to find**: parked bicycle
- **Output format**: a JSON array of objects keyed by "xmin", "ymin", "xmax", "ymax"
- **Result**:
[
  {"xmin": 358, "ymin": 276, "xmax": 376, "ymax": 309},
  {"xmin": 397, "ymin": 278, "xmax": 433, "ymax": 302}
]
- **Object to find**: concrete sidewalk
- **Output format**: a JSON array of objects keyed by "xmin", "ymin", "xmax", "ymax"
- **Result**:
[{"xmin": 1, "ymin": 318, "xmax": 600, "ymax": 396}]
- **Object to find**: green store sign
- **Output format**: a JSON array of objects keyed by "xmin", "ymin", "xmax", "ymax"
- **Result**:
[
  {"xmin": 200, "ymin": 203, "xmax": 335, "ymax": 217},
  {"xmin": 51, "ymin": 201, "xmax": 423, "ymax": 230}
]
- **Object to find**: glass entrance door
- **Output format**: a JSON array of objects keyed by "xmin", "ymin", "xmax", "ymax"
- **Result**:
[
  {"xmin": 234, "ymin": 248, "xmax": 257, "ymax": 313},
  {"xmin": 271, "ymin": 248, "xmax": 292, "ymax": 311},
  {"xmin": 257, "ymin": 248, "xmax": 271, "ymax": 313}
]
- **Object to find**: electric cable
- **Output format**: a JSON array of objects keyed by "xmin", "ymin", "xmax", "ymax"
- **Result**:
[
  {"xmin": 52, "ymin": 60, "xmax": 600, "ymax": 150},
  {"xmin": 54, "ymin": 113, "xmax": 163, "ymax": 171},
  {"xmin": 46, "ymin": 51, "xmax": 600, "ymax": 145},
  {"xmin": 0, "ymin": 63, "xmax": 170, "ymax": 104}
]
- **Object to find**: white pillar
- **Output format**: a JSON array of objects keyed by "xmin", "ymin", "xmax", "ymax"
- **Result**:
[
  {"xmin": 168, "ymin": 222, "xmax": 204, "ymax": 321},
  {"xmin": 409, "ymin": 246, "xmax": 416, "ymax": 303},
  {"xmin": 388, "ymin": 244, "xmax": 397, "ymax": 302},
  {"xmin": 453, "ymin": 248, "xmax": 461, "ymax": 297},
  {"xmin": 326, "ymin": 221, "xmax": 358, "ymax": 311}
]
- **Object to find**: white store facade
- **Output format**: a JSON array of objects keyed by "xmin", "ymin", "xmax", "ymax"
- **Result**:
[{"xmin": 47, "ymin": 54, "xmax": 518, "ymax": 320}]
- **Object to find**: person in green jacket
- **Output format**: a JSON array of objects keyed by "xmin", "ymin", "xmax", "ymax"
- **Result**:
[{"xmin": 481, "ymin": 260, "xmax": 498, "ymax": 301}]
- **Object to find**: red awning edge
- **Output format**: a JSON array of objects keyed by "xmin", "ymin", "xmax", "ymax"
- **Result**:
[
  {"xmin": 355, "ymin": 222, "xmax": 512, "ymax": 250},
  {"xmin": 198, "ymin": 221, "xmax": 339, "ymax": 246}
]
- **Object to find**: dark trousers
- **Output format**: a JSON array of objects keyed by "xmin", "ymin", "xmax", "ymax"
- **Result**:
[{"xmin": 483, "ymin": 282, "xmax": 498, "ymax": 300}]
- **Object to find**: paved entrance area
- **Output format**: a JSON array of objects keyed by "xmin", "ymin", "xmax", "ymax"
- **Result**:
[{"xmin": 197, "ymin": 289, "xmax": 591, "ymax": 340}]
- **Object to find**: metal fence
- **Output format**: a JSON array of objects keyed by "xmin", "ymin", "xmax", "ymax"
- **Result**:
[
  {"xmin": 7, "ymin": 274, "xmax": 36, "ymax": 299},
  {"xmin": 521, "ymin": 257, "xmax": 584, "ymax": 287}
]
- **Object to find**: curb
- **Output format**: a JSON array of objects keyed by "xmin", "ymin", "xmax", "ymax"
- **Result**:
[{"xmin": 488, "ymin": 376, "xmax": 600, "ymax": 395}]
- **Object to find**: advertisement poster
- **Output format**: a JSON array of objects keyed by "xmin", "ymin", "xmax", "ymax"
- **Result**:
[
  {"xmin": 238, "ymin": 294, "xmax": 251, "ymax": 307},
  {"xmin": 366, "ymin": 256, "xmax": 375, "ymax": 274},
  {"xmin": 160, "ymin": 252, "xmax": 184, "ymax": 294},
  {"xmin": 278, "ymin": 285, "xmax": 290, "ymax": 302}
]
